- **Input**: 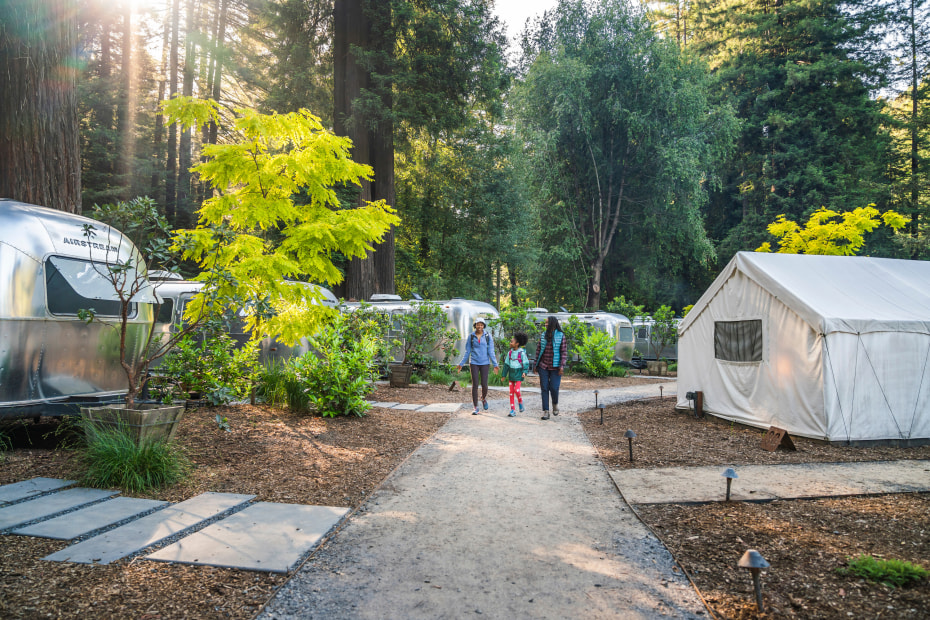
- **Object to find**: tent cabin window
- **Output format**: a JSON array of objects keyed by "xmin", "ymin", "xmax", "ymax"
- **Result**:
[
  {"xmin": 714, "ymin": 320, "xmax": 763, "ymax": 362},
  {"xmin": 45, "ymin": 256, "xmax": 137, "ymax": 318}
]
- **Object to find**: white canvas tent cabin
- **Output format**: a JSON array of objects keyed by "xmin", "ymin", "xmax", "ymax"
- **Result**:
[{"xmin": 676, "ymin": 251, "xmax": 930, "ymax": 445}]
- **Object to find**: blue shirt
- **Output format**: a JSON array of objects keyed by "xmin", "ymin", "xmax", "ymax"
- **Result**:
[{"xmin": 459, "ymin": 331, "xmax": 498, "ymax": 366}]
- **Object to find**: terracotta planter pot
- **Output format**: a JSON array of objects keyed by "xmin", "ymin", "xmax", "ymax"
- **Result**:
[{"xmin": 81, "ymin": 403, "xmax": 186, "ymax": 445}]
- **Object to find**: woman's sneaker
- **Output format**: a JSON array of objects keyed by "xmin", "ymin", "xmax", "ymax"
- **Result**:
[
  {"xmin": 508, "ymin": 409, "xmax": 516, "ymax": 417},
  {"xmin": 518, "ymin": 402, "xmax": 524, "ymax": 412},
  {"xmin": 482, "ymin": 399, "xmax": 488, "ymax": 410},
  {"xmin": 472, "ymin": 407, "xmax": 479, "ymax": 415},
  {"xmin": 553, "ymin": 404, "xmax": 559, "ymax": 416}
]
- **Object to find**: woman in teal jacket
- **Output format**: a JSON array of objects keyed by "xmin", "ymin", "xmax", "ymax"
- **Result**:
[{"xmin": 535, "ymin": 316, "xmax": 567, "ymax": 420}]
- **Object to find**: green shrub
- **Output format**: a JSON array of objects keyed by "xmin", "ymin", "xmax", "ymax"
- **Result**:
[
  {"xmin": 425, "ymin": 367, "xmax": 457, "ymax": 385},
  {"xmin": 607, "ymin": 364, "xmax": 628, "ymax": 377},
  {"xmin": 560, "ymin": 316, "xmax": 594, "ymax": 364},
  {"xmin": 80, "ymin": 423, "xmax": 189, "ymax": 493},
  {"xmin": 667, "ymin": 362, "xmax": 678, "ymax": 372},
  {"xmin": 575, "ymin": 329, "xmax": 617, "ymax": 377},
  {"xmin": 283, "ymin": 314, "xmax": 378, "ymax": 417},
  {"xmin": 838, "ymin": 554, "xmax": 929, "ymax": 588},
  {"xmin": 159, "ymin": 333, "xmax": 259, "ymax": 404}
]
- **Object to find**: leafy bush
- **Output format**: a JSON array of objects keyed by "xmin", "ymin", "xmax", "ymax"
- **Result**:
[
  {"xmin": 607, "ymin": 364, "xmax": 628, "ymax": 377},
  {"xmin": 486, "ymin": 298, "xmax": 546, "ymax": 363},
  {"xmin": 561, "ymin": 316, "xmax": 594, "ymax": 365},
  {"xmin": 424, "ymin": 366, "xmax": 457, "ymax": 385},
  {"xmin": 80, "ymin": 423, "xmax": 189, "ymax": 493},
  {"xmin": 667, "ymin": 362, "xmax": 678, "ymax": 373},
  {"xmin": 575, "ymin": 329, "xmax": 618, "ymax": 377},
  {"xmin": 159, "ymin": 333, "xmax": 259, "ymax": 404},
  {"xmin": 283, "ymin": 314, "xmax": 378, "ymax": 417},
  {"xmin": 838, "ymin": 554, "xmax": 928, "ymax": 588},
  {"xmin": 393, "ymin": 301, "xmax": 459, "ymax": 367},
  {"xmin": 649, "ymin": 305, "xmax": 678, "ymax": 360}
]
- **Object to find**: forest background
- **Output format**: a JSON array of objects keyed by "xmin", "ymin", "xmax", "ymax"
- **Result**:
[{"xmin": 1, "ymin": 0, "xmax": 927, "ymax": 314}]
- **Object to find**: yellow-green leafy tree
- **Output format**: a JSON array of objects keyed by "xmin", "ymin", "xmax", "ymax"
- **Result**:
[
  {"xmin": 756, "ymin": 206, "xmax": 909, "ymax": 256},
  {"xmin": 161, "ymin": 97, "xmax": 400, "ymax": 345}
]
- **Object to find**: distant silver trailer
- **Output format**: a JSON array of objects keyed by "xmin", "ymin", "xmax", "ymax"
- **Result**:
[
  {"xmin": 150, "ymin": 278, "xmax": 338, "ymax": 364},
  {"xmin": 632, "ymin": 317, "xmax": 680, "ymax": 361},
  {"xmin": 0, "ymin": 199, "xmax": 157, "ymax": 417},
  {"xmin": 340, "ymin": 295, "xmax": 500, "ymax": 364},
  {"xmin": 528, "ymin": 309, "xmax": 635, "ymax": 363}
]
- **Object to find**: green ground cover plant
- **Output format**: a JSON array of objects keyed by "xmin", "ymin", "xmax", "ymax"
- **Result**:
[{"xmin": 838, "ymin": 554, "xmax": 929, "ymax": 588}]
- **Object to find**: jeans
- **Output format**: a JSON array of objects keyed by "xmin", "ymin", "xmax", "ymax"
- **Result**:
[
  {"xmin": 538, "ymin": 367, "xmax": 561, "ymax": 411},
  {"xmin": 469, "ymin": 364, "xmax": 490, "ymax": 407}
]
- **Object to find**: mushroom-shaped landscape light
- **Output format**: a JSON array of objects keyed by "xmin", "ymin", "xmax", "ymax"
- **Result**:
[
  {"xmin": 624, "ymin": 429, "xmax": 637, "ymax": 462},
  {"xmin": 738, "ymin": 549, "xmax": 770, "ymax": 612},
  {"xmin": 722, "ymin": 467, "xmax": 738, "ymax": 501}
]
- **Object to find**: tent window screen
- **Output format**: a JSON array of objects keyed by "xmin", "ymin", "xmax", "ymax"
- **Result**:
[{"xmin": 714, "ymin": 320, "xmax": 762, "ymax": 362}]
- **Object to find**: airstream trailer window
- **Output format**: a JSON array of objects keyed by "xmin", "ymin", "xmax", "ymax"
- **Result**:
[
  {"xmin": 45, "ymin": 256, "xmax": 137, "ymax": 317},
  {"xmin": 637, "ymin": 326, "xmax": 648, "ymax": 339},
  {"xmin": 619, "ymin": 325, "xmax": 633, "ymax": 341},
  {"xmin": 714, "ymin": 320, "xmax": 762, "ymax": 362},
  {"xmin": 156, "ymin": 298, "xmax": 174, "ymax": 324}
]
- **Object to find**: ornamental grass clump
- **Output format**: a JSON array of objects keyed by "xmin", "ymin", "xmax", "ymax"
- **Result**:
[
  {"xmin": 838, "ymin": 554, "xmax": 929, "ymax": 588},
  {"xmin": 80, "ymin": 423, "xmax": 189, "ymax": 493}
]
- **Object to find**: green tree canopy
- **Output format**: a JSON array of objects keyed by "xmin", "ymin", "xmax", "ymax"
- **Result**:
[{"xmin": 514, "ymin": 0, "xmax": 737, "ymax": 310}]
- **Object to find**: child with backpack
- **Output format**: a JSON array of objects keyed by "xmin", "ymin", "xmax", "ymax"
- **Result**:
[{"xmin": 503, "ymin": 332, "xmax": 530, "ymax": 417}]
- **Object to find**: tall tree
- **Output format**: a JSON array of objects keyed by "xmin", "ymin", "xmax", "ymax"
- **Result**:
[
  {"xmin": 333, "ymin": 0, "xmax": 508, "ymax": 299},
  {"xmin": 515, "ymin": 0, "xmax": 736, "ymax": 310},
  {"xmin": 115, "ymin": 1, "xmax": 133, "ymax": 197},
  {"xmin": 166, "ymin": 0, "xmax": 181, "ymax": 222},
  {"xmin": 0, "ymin": 0, "xmax": 82, "ymax": 212},
  {"xmin": 176, "ymin": 0, "xmax": 197, "ymax": 226},
  {"xmin": 692, "ymin": 0, "xmax": 893, "ymax": 262}
]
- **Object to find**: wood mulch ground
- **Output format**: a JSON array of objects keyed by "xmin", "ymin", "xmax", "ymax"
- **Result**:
[
  {"xmin": 1, "ymin": 373, "xmax": 927, "ymax": 619},
  {"xmin": 578, "ymin": 397, "xmax": 930, "ymax": 619}
]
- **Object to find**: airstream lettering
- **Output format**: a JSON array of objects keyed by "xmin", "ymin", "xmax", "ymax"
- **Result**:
[{"xmin": 0, "ymin": 199, "xmax": 155, "ymax": 418}]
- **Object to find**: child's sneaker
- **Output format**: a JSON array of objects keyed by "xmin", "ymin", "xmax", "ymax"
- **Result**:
[
  {"xmin": 508, "ymin": 409, "xmax": 516, "ymax": 417},
  {"xmin": 518, "ymin": 402, "xmax": 524, "ymax": 412}
]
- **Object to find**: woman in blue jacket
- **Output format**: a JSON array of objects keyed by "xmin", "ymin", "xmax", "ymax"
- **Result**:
[
  {"xmin": 457, "ymin": 318, "xmax": 499, "ymax": 415},
  {"xmin": 535, "ymin": 316, "xmax": 567, "ymax": 420}
]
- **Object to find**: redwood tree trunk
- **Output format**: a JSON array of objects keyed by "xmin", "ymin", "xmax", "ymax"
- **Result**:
[
  {"xmin": 0, "ymin": 0, "xmax": 81, "ymax": 213},
  {"xmin": 165, "ymin": 0, "xmax": 180, "ymax": 222},
  {"xmin": 116, "ymin": 2, "xmax": 132, "ymax": 198},
  {"xmin": 334, "ymin": 0, "xmax": 375, "ymax": 301},
  {"xmin": 177, "ymin": 0, "xmax": 196, "ymax": 227}
]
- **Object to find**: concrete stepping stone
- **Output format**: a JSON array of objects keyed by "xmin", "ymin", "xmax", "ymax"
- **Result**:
[
  {"xmin": 0, "ymin": 488, "xmax": 116, "ymax": 531},
  {"xmin": 390, "ymin": 403, "xmax": 423, "ymax": 410},
  {"xmin": 611, "ymin": 460, "xmax": 930, "ymax": 505},
  {"xmin": 43, "ymin": 492, "xmax": 254, "ymax": 565},
  {"xmin": 13, "ymin": 497, "xmax": 168, "ymax": 540},
  {"xmin": 0, "ymin": 478, "xmax": 75, "ymax": 505},
  {"xmin": 147, "ymin": 502, "xmax": 349, "ymax": 573},
  {"xmin": 418, "ymin": 403, "xmax": 461, "ymax": 413}
]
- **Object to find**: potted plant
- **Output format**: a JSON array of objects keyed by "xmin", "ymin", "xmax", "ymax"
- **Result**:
[
  {"xmin": 76, "ymin": 198, "xmax": 225, "ymax": 444},
  {"xmin": 389, "ymin": 301, "xmax": 458, "ymax": 387}
]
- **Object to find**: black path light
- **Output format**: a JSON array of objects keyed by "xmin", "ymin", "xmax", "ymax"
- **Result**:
[
  {"xmin": 624, "ymin": 429, "xmax": 637, "ymax": 462},
  {"xmin": 595, "ymin": 390, "xmax": 606, "ymax": 424},
  {"xmin": 738, "ymin": 550, "xmax": 770, "ymax": 612},
  {"xmin": 659, "ymin": 385, "xmax": 664, "ymax": 399},
  {"xmin": 722, "ymin": 467, "xmax": 738, "ymax": 501}
]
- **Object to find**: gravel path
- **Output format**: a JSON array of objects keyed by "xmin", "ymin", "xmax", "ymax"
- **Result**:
[{"xmin": 259, "ymin": 381, "xmax": 704, "ymax": 619}]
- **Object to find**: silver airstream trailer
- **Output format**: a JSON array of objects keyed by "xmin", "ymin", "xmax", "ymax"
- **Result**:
[
  {"xmin": 150, "ymin": 277, "xmax": 338, "ymax": 364},
  {"xmin": 340, "ymin": 295, "xmax": 500, "ymax": 364},
  {"xmin": 632, "ymin": 317, "xmax": 680, "ymax": 361},
  {"xmin": 0, "ymin": 199, "xmax": 156, "ymax": 417},
  {"xmin": 529, "ymin": 309, "xmax": 635, "ymax": 363}
]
